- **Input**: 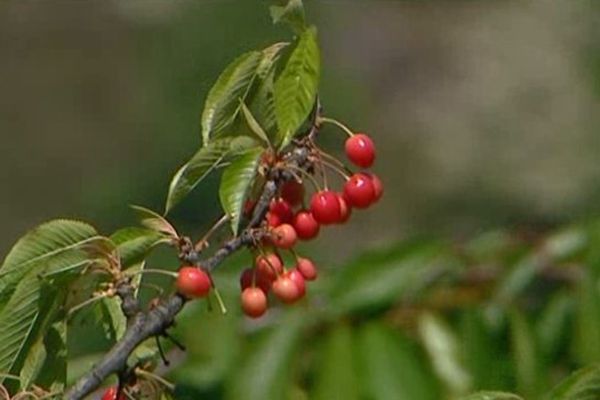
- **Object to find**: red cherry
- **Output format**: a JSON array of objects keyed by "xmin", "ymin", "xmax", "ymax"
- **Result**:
[
  {"xmin": 281, "ymin": 180, "xmax": 305, "ymax": 206},
  {"xmin": 345, "ymin": 133, "xmax": 375, "ymax": 168},
  {"xmin": 176, "ymin": 266, "xmax": 211, "ymax": 298},
  {"xmin": 266, "ymin": 211, "xmax": 282, "ymax": 228},
  {"xmin": 296, "ymin": 257, "xmax": 318, "ymax": 281},
  {"xmin": 288, "ymin": 269, "xmax": 306, "ymax": 297},
  {"xmin": 344, "ymin": 173, "xmax": 375, "ymax": 209},
  {"xmin": 240, "ymin": 268, "xmax": 271, "ymax": 293},
  {"xmin": 241, "ymin": 287, "xmax": 268, "ymax": 318},
  {"xmin": 272, "ymin": 275, "xmax": 301, "ymax": 304},
  {"xmin": 310, "ymin": 190, "xmax": 341, "ymax": 225},
  {"xmin": 367, "ymin": 173, "xmax": 383, "ymax": 202},
  {"xmin": 336, "ymin": 193, "xmax": 352, "ymax": 223},
  {"xmin": 255, "ymin": 253, "xmax": 283, "ymax": 281},
  {"xmin": 102, "ymin": 387, "xmax": 125, "ymax": 400},
  {"xmin": 270, "ymin": 223, "xmax": 297, "ymax": 249},
  {"xmin": 269, "ymin": 198, "xmax": 293, "ymax": 223},
  {"xmin": 293, "ymin": 210, "xmax": 320, "ymax": 240},
  {"xmin": 243, "ymin": 199, "xmax": 256, "ymax": 217}
]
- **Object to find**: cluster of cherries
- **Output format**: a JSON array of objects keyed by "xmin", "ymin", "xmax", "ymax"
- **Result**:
[{"xmin": 173, "ymin": 130, "xmax": 382, "ymax": 320}]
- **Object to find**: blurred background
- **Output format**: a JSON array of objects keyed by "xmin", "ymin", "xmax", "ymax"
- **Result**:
[{"xmin": 1, "ymin": 1, "xmax": 600, "ymax": 399}]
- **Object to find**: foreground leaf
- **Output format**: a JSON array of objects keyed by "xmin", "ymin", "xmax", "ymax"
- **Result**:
[
  {"xmin": 219, "ymin": 147, "xmax": 264, "ymax": 235},
  {"xmin": 461, "ymin": 392, "xmax": 523, "ymax": 400},
  {"xmin": 545, "ymin": 364, "xmax": 600, "ymax": 400},
  {"xmin": 110, "ymin": 227, "xmax": 168, "ymax": 268}
]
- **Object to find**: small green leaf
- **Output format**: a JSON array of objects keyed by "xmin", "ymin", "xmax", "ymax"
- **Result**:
[
  {"xmin": 545, "ymin": 364, "xmax": 600, "ymax": 400},
  {"xmin": 100, "ymin": 297, "xmax": 127, "ymax": 341},
  {"xmin": 274, "ymin": 27, "xmax": 320, "ymax": 149},
  {"xmin": 202, "ymin": 51, "xmax": 262, "ymax": 144},
  {"xmin": 270, "ymin": 0, "xmax": 306, "ymax": 33},
  {"xmin": 110, "ymin": 227, "xmax": 169, "ymax": 268},
  {"xmin": 219, "ymin": 147, "xmax": 264, "ymax": 235},
  {"xmin": 461, "ymin": 392, "xmax": 523, "ymax": 400},
  {"xmin": 239, "ymin": 101, "xmax": 270, "ymax": 147},
  {"xmin": 510, "ymin": 309, "xmax": 544, "ymax": 397}
]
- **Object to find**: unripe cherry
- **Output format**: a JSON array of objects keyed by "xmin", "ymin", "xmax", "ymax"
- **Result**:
[
  {"xmin": 293, "ymin": 210, "xmax": 320, "ymax": 240},
  {"xmin": 336, "ymin": 193, "xmax": 352, "ymax": 223},
  {"xmin": 310, "ymin": 190, "xmax": 341, "ymax": 224},
  {"xmin": 266, "ymin": 211, "xmax": 282, "ymax": 228},
  {"xmin": 269, "ymin": 198, "xmax": 293, "ymax": 223},
  {"xmin": 101, "ymin": 387, "xmax": 125, "ymax": 400},
  {"xmin": 344, "ymin": 173, "xmax": 375, "ymax": 209},
  {"xmin": 367, "ymin": 173, "xmax": 383, "ymax": 202},
  {"xmin": 272, "ymin": 275, "xmax": 301, "ymax": 304},
  {"xmin": 345, "ymin": 133, "xmax": 375, "ymax": 168},
  {"xmin": 241, "ymin": 287, "xmax": 268, "ymax": 318},
  {"xmin": 288, "ymin": 269, "xmax": 306, "ymax": 297},
  {"xmin": 296, "ymin": 257, "xmax": 318, "ymax": 281},
  {"xmin": 240, "ymin": 268, "xmax": 271, "ymax": 293},
  {"xmin": 270, "ymin": 223, "xmax": 297, "ymax": 249},
  {"xmin": 176, "ymin": 266, "xmax": 211, "ymax": 298},
  {"xmin": 281, "ymin": 180, "xmax": 305, "ymax": 206},
  {"xmin": 255, "ymin": 253, "xmax": 283, "ymax": 281}
]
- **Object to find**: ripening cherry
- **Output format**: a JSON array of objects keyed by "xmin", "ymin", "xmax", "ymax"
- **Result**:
[
  {"xmin": 272, "ymin": 275, "xmax": 301, "ymax": 304},
  {"xmin": 345, "ymin": 133, "xmax": 376, "ymax": 168},
  {"xmin": 255, "ymin": 253, "xmax": 283, "ymax": 281},
  {"xmin": 336, "ymin": 193, "xmax": 352, "ymax": 223},
  {"xmin": 270, "ymin": 223, "xmax": 297, "ymax": 249},
  {"xmin": 266, "ymin": 211, "xmax": 282, "ymax": 228},
  {"xmin": 101, "ymin": 387, "xmax": 125, "ymax": 400},
  {"xmin": 367, "ymin": 173, "xmax": 383, "ymax": 202},
  {"xmin": 310, "ymin": 190, "xmax": 341, "ymax": 224},
  {"xmin": 241, "ymin": 287, "xmax": 268, "ymax": 318},
  {"xmin": 281, "ymin": 180, "xmax": 305, "ymax": 206},
  {"xmin": 176, "ymin": 266, "xmax": 211, "ymax": 298},
  {"xmin": 269, "ymin": 198, "xmax": 293, "ymax": 223},
  {"xmin": 293, "ymin": 210, "xmax": 320, "ymax": 240},
  {"xmin": 288, "ymin": 269, "xmax": 306, "ymax": 297},
  {"xmin": 240, "ymin": 268, "xmax": 271, "ymax": 294},
  {"xmin": 344, "ymin": 173, "xmax": 375, "ymax": 209},
  {"xmin": 296, "ymin": 257, "xmax": 318, "ymax": 281}
]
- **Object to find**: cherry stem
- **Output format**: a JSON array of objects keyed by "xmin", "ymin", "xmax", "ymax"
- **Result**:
[
  {"xmin": 155, "ymin": 336, "xmax": 170, "ymax": 366},
  {"xmin": 195, "ymin": 214, "xmax": 229, "ymax": 251},
  {"xmin": 285, "ymin": 164, "xmax": 321, "ymax": 192},
  {"xmin": 321, "ymin": 159, "xmax": 351, "ymax": 181},
  {"xmin": 125, "ymin": 269, "xmax": 178, "ymax": 279},
  {"xmin": 212, "ymin": 287, "xmax": 228, "ymax": 315},
  {"xmin": 67, "ymin": 294, "xmax": 109, "ymax": 319},
  {"xmin": 0, "ymin": 373, "xmax": 21, "ymax": 382},
  {"xmin": 319, "ymin": 117, "xmax": 354, "ymax": 137},
  {"xmin": 136, "ymin": 369, "xmax": 176, "ymax": 391}
]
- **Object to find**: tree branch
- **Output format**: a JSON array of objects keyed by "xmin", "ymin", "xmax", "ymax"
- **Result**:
[{"xmin": 65, "ymin": 143, "xmax": 313, "ymax": 400}]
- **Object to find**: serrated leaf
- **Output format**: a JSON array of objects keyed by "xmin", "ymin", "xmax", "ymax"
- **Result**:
[
  {"xmin": 545, "ymin": 364, "xmax": 600, "ymax": 400},
  {"xmin": 219, "ymin": 147, "xmax": 264, "ymax": 235},
  {"xmin": 270, "ymin": 0, "xmax": 306, "ymax": 33},
  {"xmin": 239, "ymin": 101, "xmax": 270, "ymax": 147},
  {"xmin": 131, "ymin": 205, "xmax": 178, "ymax": 238},
  {"xmin": 202, "ymin": 51, "xmax": 262, "ymax": 144},
  {"xmin": 251, "ymin": 70, "xmax": 278, "ymax": 140},
  {"xmin": 110, "ymin": 227, "xmax": 168, "ymax": 268},
  {"xmin": 274, "ymin": 27, "xmax": 320, "ymax": 149},
  {"xmin": 164, "ymin": 139, "xmax": 233, "ymax": 214},
  {"xmin": 461, "ymin": 392, "xmax": 523, "ymax": 400}
]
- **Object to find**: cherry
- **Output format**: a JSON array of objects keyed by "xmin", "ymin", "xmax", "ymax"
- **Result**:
[
  {"xmin": 344, "ymin": 173, "xmax": 375, "ymax": 209},
  {"xmin": 241, "ymin": 287, "xmax": 268, "ymax": 318},
  {"xmin": 281, "ymin": 180, "xmax": 305, "ymax": 206},
  {"xmin": 266, "ymin": 211, "xmax": 282, "ymax": 228},
  {"xmin": 293, "ymin": 210, "xmax": 320, "ymax": 240},
  {"xmin": 176, "ymin": 266, "xmax": 211, "ymax": 298},
  {"xmin": 336, "ymin": 193, "xmax": 352, "ymax": 223},
  {"xmin": 345, "ymin": 133, "xmax": 375, "ymax": 168},
  {"xmin": 243, "ymin": 199, "xmax": 256, "ymax": 217},
  {"xmin": 240, "ymin": 268, "xmax": 271, "ymax": 294},
  {"xmin": 310, "ymin": 190, "xmax": 341, "ymax": 225},
  {"xmin": 367, "ymin": 173, "xmax": 383, "ymax": 202},
  {"xmin": 272, "ymin": 275, "xmax": 301, "ymax": 304},
  {"xmin": 270, "ymin": 223, "xmax": 297, "ymax": 249},
  {"xmin": 296, "ymin": 257, "xmax": 317, "ymax": 281},
  {"xmin": 288, "ymin": 269, "xmax": 306, "ymax": 297},
  {"xmin": 269, "ymin": 198, "xmax": 293, "ymax": 223},
  {"xmin": 255, "ymin": 253, "xmax": 283, "ymax": 281},
  {"xmin": 101, "ymin": 387, "xmax": 125, "ymax": 400}
]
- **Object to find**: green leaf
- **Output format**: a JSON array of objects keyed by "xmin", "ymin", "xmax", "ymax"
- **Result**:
[
  {"xmin": 100, "ymin": 297, "xmax": 127, "ymax": 341},
  {"xmin": 356, "ymin": 323, "xmax": 440, "ymax": 400},
  {"xmin": 274, "ymin": 27, "xmax": 320, "ymax": 149},
  {"xmin": 461, "ymin": 392, "xmax": 524, "ymax": 400},
  {"xmin": 110, "ymin": 227, "xmax": 169, "ymax": 268},
  {"xmin": 545, "ymin": 364, "xmax": 600, "ymax": 400},
  {"xmin": 201, "ymin": 51, "xmax": 262, "ymax": 144},
  {"xmin": 536, "ymin": 291, "xmax": 573, "ymax": 358},
  {"xmin": 219, "ymin": 147, "xmax": 264, "ymax": 235},
  {"xmin": 239, "ymin": 101, "xmax": 270, "ymax": 147},
  {"xmin": 270, "ymin": 0, "xmax": 306, "ymax": 33},
  {"xmin": 164, "ymin": 139, "xmax": 233, "ymax": 214},
  {"xmin": 312, "ymin": 324, "xmax": 359, "ymax": 400},
  {"xmin": 510, "ymin": 309, "xmax": 544, "ymax": 397},
  {"xmin": 419, "ymin": 313, "xmax": 472, "ymax": 396}
]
